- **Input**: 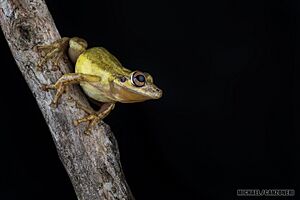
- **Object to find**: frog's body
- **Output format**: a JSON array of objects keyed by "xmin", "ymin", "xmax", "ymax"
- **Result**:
[
  {"xmin": 37, "ymin": 37, "xmax": 162, "ymax": 134},
  {"xmin": 76, "ymin": 47, "xmax": 128, "ymax": 103}
]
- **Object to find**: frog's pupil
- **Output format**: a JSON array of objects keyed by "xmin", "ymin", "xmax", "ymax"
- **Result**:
[{"xmin": 137, "ymin": 75, "xmax": 145, "ymax": 82}]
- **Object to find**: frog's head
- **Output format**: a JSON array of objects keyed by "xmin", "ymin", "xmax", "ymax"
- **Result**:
[{"xmin": 111, "ymin": 71, "xmax": 162, "ymax": 103}]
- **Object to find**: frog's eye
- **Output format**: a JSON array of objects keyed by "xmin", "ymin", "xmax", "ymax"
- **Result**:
[{"xmin": 131, "ymin": 71, "xmax": 146, "ymax": 87}]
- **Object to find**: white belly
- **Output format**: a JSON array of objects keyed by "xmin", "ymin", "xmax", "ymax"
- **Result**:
[{"xmin": 79, "ymin": 82, "xmax": 114, "ymax": 103}]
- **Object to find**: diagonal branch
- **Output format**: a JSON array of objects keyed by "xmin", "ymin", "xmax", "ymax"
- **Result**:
[{"xmin": 0, "ymin": 0, "xmax": 134, "ymax": 199}]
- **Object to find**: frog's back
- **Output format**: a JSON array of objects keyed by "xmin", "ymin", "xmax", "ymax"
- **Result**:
[{"xmin": 75, "ymin": 47, "xmax": 130, "ymax": 76}]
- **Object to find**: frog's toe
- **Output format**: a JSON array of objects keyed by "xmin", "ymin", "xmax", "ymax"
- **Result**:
[
  {"xmin": 36, "ymin": 58, "xmax": 47, "ymax": 71},
  {"xmin": 50, "ymin": 63, "xmax": 60, "ymax": 71},
  {"xmin": 73, "ymin": 114, "xmax": 102, "ymax": 134},
  {"xmin": 50, "ymin": 101, "xmax": 58, "ymax": 108},
  {"xmin": 73, "ymin": 120, "xmax": 79, "ymax": 126},
  {"xmin": 41, "ymin": 83, "xmax": 55, "ymax": 91},
  {"xmin": 73, "ymin": 114, "xmax": 98, "ymax": 125},
  {"xmin": 84, "ymin": 127, "xmax": 93, "ymax": 135}
]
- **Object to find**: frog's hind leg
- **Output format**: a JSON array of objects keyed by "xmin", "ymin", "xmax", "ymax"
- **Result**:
[
  {"xmin": 68, "ymin": 37, "xmax": 88, "ymax": 63},
  {"xmin": 35, "ymin": 37, "xmax": 70, "ymax": 71},
  {"xmin": 42, "ymin": 73, "xmax": 101, "ymax": 107},
  {"xmin": 74, "ymin": 102, "xmax": 115, "ymax": 134},
  {"xmin": 35, "ymin": 37, "xmax": 88, "ymax": 71}
]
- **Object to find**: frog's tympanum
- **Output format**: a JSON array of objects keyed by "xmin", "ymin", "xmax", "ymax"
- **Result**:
[{"xmin": 36, "ymin": 37, "xmax": 162, "ymax": 134}]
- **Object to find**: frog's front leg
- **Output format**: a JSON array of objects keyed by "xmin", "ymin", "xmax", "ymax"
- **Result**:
[
  {"xmin": 42, "ymin": 73, "xmax": 101, "ymax": 107},
  {"xmin": 74, "ymin": 102, "xmax": 115, "ymax": 134}
]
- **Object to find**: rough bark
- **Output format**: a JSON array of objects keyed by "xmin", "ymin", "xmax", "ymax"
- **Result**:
[{"xmin": 0, "ymin": 0, "xmax": 134, "ymax": 199}]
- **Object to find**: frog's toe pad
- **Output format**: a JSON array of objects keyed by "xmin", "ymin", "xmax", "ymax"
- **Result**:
[
  {"xmin": 73, "ymin": 120, "xmax": 79, "ymax": 126},
  {"xmin": 84, "ymin": 129, "xmax": 92, "ymax": 135},
  {"xmin": 50, "ymin": 102, "xmax": 58, "ymax": 108}
]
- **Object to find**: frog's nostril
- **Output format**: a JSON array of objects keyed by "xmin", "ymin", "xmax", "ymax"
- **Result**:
[{"xmin": 156, "ymin": 89, "xmax": 163, "ymax": 98}]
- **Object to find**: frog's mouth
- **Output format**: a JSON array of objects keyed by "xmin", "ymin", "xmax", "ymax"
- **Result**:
[{"xmin": 111, "ymin": 82, "xmax": 162, "ymax": 103}]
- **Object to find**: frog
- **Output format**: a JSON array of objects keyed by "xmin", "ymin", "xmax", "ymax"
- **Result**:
[{"xmin": 36, "ymin": 37, "xmax": 162, "ymax": 134}]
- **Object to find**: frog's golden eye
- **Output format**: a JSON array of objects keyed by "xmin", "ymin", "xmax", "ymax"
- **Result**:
[{"xmin": 131, "ymin": 71, "xmax": 146, "ymax": 87}]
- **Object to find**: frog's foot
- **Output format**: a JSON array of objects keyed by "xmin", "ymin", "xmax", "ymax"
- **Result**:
[
  {"xmin": 41, "ymin": 82, "xmax": 66, "ymax": 108},
  {"xmin": 74, "ymin": 102, "xmax": 115, "ymax": 134},
  {"xmin": 35, "ymin": 37, "xmax": 70, "ymax": 71}
]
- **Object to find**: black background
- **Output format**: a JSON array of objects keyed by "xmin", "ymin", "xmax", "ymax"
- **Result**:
[{"xmin": 0, "ymin": 0, "xmax": 298, "ymax": 199}]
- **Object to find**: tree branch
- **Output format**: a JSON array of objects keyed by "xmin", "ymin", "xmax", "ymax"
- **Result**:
[{"xmin": 0, "ymin": 0, "xmax": 134, "ymax": 199}]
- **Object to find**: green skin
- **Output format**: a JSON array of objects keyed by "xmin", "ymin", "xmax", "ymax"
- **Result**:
[{"xmin": 36, "ymin": 37, "xmax": 162, "ymax": 134}]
